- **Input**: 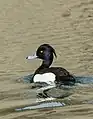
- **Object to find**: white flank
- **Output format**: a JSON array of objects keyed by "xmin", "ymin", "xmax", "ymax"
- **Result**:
[{"xmin": 33, "ymin": 73, "xmax": 56, "ymax": 85}]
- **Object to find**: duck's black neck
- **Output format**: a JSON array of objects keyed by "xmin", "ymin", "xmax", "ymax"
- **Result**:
[
  {"xmin": 39, "ymin": 60, "xmax": 53, "ymax": 69},
  {"xmin": 34, "ymin": 60, "xmax": 53, "ymax": 74},
  {"xmin": 34, "ymin": 54, "xmax": 54, "ymax": 74}
]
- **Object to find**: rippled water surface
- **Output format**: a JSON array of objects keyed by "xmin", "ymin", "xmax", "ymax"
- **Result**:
[{"xmin": 0, "ymin": 0, "xmax": 93, "ymax": 118}]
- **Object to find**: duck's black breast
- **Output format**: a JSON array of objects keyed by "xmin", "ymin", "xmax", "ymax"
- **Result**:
[{"xmin": 34, "ymin": 67, "xmax": 75, "ymax": 86}]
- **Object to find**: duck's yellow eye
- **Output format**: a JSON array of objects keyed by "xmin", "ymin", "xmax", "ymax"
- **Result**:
[{"xmin": 40, "ymin": 50, "xmax": 43, "ymax": 53}]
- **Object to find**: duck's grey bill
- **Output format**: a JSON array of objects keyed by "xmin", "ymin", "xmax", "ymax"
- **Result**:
[{"xmin": 26, "ymin": 53, "xmax": 38, "ymax": 60}]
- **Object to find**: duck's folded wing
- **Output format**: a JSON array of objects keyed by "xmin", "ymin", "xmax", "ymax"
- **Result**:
[{"xmin": 49, "ymin": 67, "xmax": 75, "ymax": 85}]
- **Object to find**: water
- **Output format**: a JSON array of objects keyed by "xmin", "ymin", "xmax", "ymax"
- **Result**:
[
  {"xmin": 0, "ymin": 0, "xmax": 93, "ymax": 118},
  {"xmin": 15, "ymin": 102, "xmax": 65, "ymax": 111}
]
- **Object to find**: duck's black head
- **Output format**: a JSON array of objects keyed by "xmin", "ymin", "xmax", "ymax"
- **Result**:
[
  {"xmin": 26, "ymin": 44, "xmax": 57, "ymax": 68},
  {"xmin": 36, "ymin": 44, "xmax": 57, "ymax": 60}
]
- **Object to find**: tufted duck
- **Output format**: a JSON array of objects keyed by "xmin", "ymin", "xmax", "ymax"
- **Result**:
[{"xmin": 26, "ymin": 44, "xmax": 75, "ymax": 99}]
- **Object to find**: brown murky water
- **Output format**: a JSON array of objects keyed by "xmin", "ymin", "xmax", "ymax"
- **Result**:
[{"xmin": 0, "ymin": 0, "xmax": 93, "ymax": 118}]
